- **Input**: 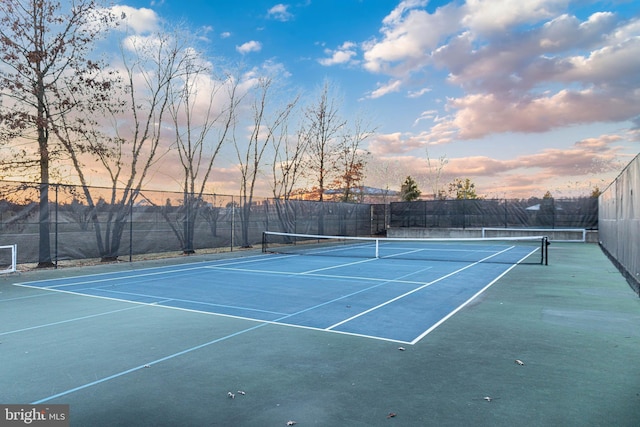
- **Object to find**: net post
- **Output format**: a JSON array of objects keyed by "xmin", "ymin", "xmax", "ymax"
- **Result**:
[
  {"xmin": 541, "ymin": 236, "xmax": 549, "ymax": 265},
  {"xmin": 261, "ymin": 232, "xmax": 266, "ymax": 253},
  {"xmin": 375, "ymin": 238, "xmax": 379, "ymax": 258},
  {"xmin": 540, "ymin": 237, "xmax": 543, "ymax": 264},
  {"xmin": 546, "ymin": 237, "xmax": 550, "ymax": 265}
]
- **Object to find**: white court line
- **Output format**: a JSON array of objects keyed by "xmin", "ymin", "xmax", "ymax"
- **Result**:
[
  {"xmin": 14, "ymin": 281, "xmax": 409, "ymax": 347},
  {"xmin": 14, "ymin": 282, "xmax": 282, "ymax": 327},
  {"xmin": 15, "ymin": 244, "xmax": 532, "ymax": 358},
  {"xmin": 32, "ymin": 276, "xmax": 429, "ymax": 407},
  {"xmin": 410, "ymin": 264, "xmax": 516, "ymax": 344},
  {"xmin": 409, "ymin": 247, "xmax": 538, "ymax": 344},
  {"xmin": 27, "ymin": 260, "xmax": 426, "ymax": 404},
  {"xmin": 31, "ymin": 321, "xmax": 272, "ymax": 405},
  {"xmin": 14, "ymin": 254, "xmax": 296, "ymax": 290},
  {"xmin": 24, "ymin": 265, "xmax": 214, "ymax": 289},
  {"xmin": 283, "ymin": 241, "xmax": 374, "ymax": 257},
  {"xmin": 98, "ymin": 288, "xmax": 288, "ymax": 316},
  {"xmin": 327, "ymin": 245, "xmax": 518, "ymax": 331},
  {"xmin": 299, "ymin": 257, "xmax": 378, "ymax": 274},
  {"xmin": 204, "ymin": 265, "xmax": 428, "ymax": 286},
  {"xmin": 380, "ymin": 248, "xmax": 426, "ymax": 258},
  {"xmin": 21, "ymin": 246, "xmax": 537, "ymax": 406},
  {"xmin": 0, "ymin": 305, "xmax": 144, "ymax": 336},
  {"xmin": 0, "ymin": 292, "xmax": 64, "ymax": 302}
]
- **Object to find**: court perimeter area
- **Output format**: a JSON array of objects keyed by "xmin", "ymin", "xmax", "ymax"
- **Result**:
[{"xmin": 1, "ymin": 242, "xmax": 639, "ymax": 426}]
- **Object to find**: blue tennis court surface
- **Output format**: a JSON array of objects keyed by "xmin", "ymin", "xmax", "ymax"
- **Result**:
[{"xmin": 16, "ymin": 244, "xmax": 539, "ymax": 344}]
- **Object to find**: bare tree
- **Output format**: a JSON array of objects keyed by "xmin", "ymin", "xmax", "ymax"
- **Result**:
[
  {"xmin": 55, "ymin": 27, "xmax": 194, "ymax": 261},
  {"xmin": 425, "ymin": 147, "xmax": 448, "ymax": 200},
  {"xmin": 302, "ymin": 80, "xmax": 346, "ymax": 201},
  {"xmin": 270, "ymin": 109, "xmax": 305, "ymax": 233},
  {"xmin": 332, "ymin": 116, "xmax": 374, "ymax": 202},
  {"xmin": 0, "ymin": 0, "xmax": 117, "ymax": 267},
  {"xmin": 365, "ymin": 158, "xmax": 404, "ymax": 204},
  {"xmin": 234, "ymin": 76, "xmax": 297, "ymax": 247},
  {"xmin": 271, "ymin": 109, "xmax": 305, "ymax": 201},
  {"xmin": 167, "ymin": 56, "xmax": 241, "ymax": 253}
]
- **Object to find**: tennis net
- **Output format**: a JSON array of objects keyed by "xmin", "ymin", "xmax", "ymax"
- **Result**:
[{"xmin": 262, "ymin": 231, "xmax": 549, "ymax": 265}]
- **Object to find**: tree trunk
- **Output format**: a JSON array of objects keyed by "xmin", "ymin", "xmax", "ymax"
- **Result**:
[
  {"xmin": 37, "ymin": 107, "xmax": 53, "ymax": 268},
  {"xmin": 37, "ymin": 182, "xmax": 54, "ymax": 267}
]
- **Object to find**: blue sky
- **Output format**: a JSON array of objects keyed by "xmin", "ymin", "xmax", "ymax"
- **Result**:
[{"xmin": 111, "ymin": 0, "xmax": 639, "ymax": 198}]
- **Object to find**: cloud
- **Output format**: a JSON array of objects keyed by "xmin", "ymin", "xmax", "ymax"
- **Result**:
[
  {"xmin": 318, "ymin": 42, "xmax": 358, "ymax": 66},
  {"xmin": 368, "ymin": 132, "xmax": 421, "ymax": 155},
  {"xmin": 382, "ymin": 0, "xmax": 429, "ymax": 26},
  {"xmin": 442, "ymin": 156, "xmax": 512, "ymax": 176},
  {"xmin": 413, "ymin": 110, "xmax": 438, "ymax": 126},
  {"xmin": 367, "ymin": 132, "xmax": 626, "ymax": 197},
  {"xmin": 363, "ymin": 2, "xmax": 462, "ymax": 75},
  {"xmin": 407, "ymin": 87, "xmax": 432, "ymax": 98},
  {"xmin": 515, "ymin": 134, "xmax": 624, "ymax": 175},
  {"xmin": 574, "ymin": 134, "xmax": 623, "ymax": 151},
  {"xmin": 367, "ymin": 79, "xmax": 403, "ymax": 99},
  {"xmin": 558, "ymin": 31, "xmax": 640, "ymax": 88},
  {"xmin": 268, "ymin": 4, "xmax": 293, "ymax": 22},
  {"xmin": 358, "ymin": 1, "xmax": 640, "ymax": 143},
  {"xmin": 236, "ymin": 40, "xmax": 263, "ymax": 54},
  {"xmin": 439, "ymin": 12, "xmax": 622, "ymax": 94},
  {"xmin": 446, "ymin": 89, "xmax": 640, "ymax": 139},
  {"xmin": 110, "ymin": 6, "xmax": 160, "ymax": 34},
  {"xmin": 461, "ymin": 0, "xmax": 570, "ymax": 34},
  {"xmin": 260, "ymin": 59, "xmax": 292, "ymax": 79},
  {"xmin": 195, "ymin": 25, "xmax": 214, "ymax": 42}
]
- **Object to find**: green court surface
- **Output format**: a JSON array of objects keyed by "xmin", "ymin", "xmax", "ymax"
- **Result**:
[{"xmin": 1, "ymin": 243, "xmax": 639, "ymax": 426}]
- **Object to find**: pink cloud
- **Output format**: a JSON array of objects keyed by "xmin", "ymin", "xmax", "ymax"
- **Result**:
[
  {"xmin": 362, "ymin": 3, "xmax": 639, "ymax": 144},
  {"xmin": 368, "ymin": 132, "xmax": 421, "ymax": 155},
  {"xmin": 365, "ymin": 133, "xmax": 627, "ymax": 197},
  {"xmin": 447, "ymin": 90, "xmax": 640, "ymax": 139}
]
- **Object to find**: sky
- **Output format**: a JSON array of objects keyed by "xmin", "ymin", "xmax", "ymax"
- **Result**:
[{"xmin": 107, "ymin": 1, "xmax": 639, "ymax": 198}]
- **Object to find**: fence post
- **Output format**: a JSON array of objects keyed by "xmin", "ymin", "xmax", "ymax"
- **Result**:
[
  {"xmin": 54, "ymin": 184, "xmax": 58, "ymax": 269},
  {"xmin": 462, "ymin": 198, "xmax": 466, "ymax": 230},
  {"xmin": 129, "ymin": 196, "xmax": 133, "ymax": 262},
  {"xmin": 231, "ymin": 196, "xmax": 235, "ymax": 252},
  {"xmin": 506, "ymin": 199, "xmax": 509, "ymax": 227},
  {"xmin": 423, "ymin": 200, "xmax": 427, "ymax": 228}
]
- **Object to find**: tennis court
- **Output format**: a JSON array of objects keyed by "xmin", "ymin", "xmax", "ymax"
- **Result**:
[
  {"xmin": 12, "ymin": 235, "xmax": 546, "ymax": 345},
  {"xmin": 1, "ymin": 237, "xmax": 639, "ymax": 426}
]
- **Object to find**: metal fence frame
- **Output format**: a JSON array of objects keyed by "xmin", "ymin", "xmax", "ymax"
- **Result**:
[
  {"xmin": 0, "ymin": 182, "xmax": 371, "ymax": 266},
  {"xmin": 389, "ymin": 198, "xmax": 598, "ymax": 230},
  {"xmin": 0, "ymin": 180, "xmax": 601, "ymax": 267},
  {"xmin": 599, "ymin": 153, "xmax": 640, "ymax": 295}
]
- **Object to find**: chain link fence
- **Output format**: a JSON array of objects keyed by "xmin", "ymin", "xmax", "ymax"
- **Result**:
[
  {"xmin": 599, "ymin": 153, "xmax": 640, "ymax": 296},
  {"xmin": 389, "ymin": 198, "xmax": 598, "ymax": 229},
  {"xmin": 1, "ymin": 180, "xmax": 600, "ymax": 267},
  {"xmin": 0, "ymin": 182, "xmax": 372, "ymax": 265}
]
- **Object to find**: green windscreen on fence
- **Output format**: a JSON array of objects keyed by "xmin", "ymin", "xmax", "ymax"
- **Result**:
[{"xmin": 0, "ymin": 180, "xmax": 597, "ymax": 265}]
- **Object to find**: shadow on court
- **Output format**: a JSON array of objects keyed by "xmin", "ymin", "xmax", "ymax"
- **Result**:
[{"xmin": 1, "ymin": 244, "xmax": 639, "ymax": 426}]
